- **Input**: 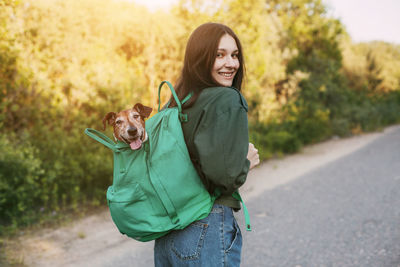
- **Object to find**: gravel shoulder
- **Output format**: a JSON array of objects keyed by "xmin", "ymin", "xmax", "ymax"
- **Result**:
[{"xmin": 4, "ymin": 125, "xmax": 399, "ymax": 267}]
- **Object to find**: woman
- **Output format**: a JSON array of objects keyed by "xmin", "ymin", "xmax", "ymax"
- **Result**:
[{"xmin": 154, "ymin": 22, "xmax": 260, "ymax": 267}]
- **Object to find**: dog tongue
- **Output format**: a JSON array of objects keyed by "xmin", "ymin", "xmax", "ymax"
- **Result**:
[{"xmin": 130, "ymin": 139, "xmax": 142, "ymax": 150}]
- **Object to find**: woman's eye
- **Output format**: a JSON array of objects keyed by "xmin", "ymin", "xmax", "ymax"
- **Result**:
[
  {"xmin": 232, "ymin": 53, "xmax": 238, "ymax": 59},
  {"xmin": 216, "ymin": 53, "xmax": 223, "ymax": 58}
]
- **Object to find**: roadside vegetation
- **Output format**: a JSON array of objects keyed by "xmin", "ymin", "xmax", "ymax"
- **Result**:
[{"xmin": 1, "ymin": 0, "xmax": 400, "ymax": 236}]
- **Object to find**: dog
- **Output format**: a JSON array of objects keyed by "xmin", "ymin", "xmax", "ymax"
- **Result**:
[{"xmin": 103, "ymin": 103, "xmax": 152, "ymax": 150}]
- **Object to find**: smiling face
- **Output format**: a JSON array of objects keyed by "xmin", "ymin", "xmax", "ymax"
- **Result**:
[
  {"xmin": 103, "ymin": 103, "xmax": 152, "ymax": 150},
  {"xmin": 211, "ymin": 34, "xmax": 240, "ymax": 87},
  {"xmin": 113, "ymin": 109, "xmax": 144, "ymax": 146}
]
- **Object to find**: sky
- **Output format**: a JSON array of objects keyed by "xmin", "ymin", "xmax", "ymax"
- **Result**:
[
  {"xmin": 131, "ymin": 0, "xmax": 400, "ymax": 44},
  {"xmin": 323, "ymin": 0, "xmax": 400, "ymax": 44}
]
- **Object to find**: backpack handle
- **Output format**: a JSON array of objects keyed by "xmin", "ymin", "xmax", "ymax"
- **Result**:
[
  {"xmin": 157, "ymin": 81, "xmax": 192, "ymax": 122},
  {"xmin": 85, "ymin": 128, "xmax": 116, "ymax": 151}
]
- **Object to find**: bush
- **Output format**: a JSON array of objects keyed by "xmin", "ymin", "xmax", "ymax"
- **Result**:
[
  {"xmin": 295, "ymin": 108, "xmax": 332, "ymax": 144},
  {"xmin": 377, "ymin": 91, "xmax": 400, "ymax": 125},
  {"xmin": 266, "ymin": 130, "xmax": 302, "ymax": 154},
  {"xmin": 331, "ymin": 118, "xmax": 351, "ymax": 137},
  {"xmin": 250, "ymin": 122, "xmax": 302, "ymax": 159},
  {"xmin": 0, "ymin": 134, "xmax": 44, "ymax": 233}
]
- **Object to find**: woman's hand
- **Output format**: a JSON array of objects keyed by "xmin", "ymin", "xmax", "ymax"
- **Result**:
[{"xmin": 247, "ymin": 143, "xmax": 260, "ymax": 170}]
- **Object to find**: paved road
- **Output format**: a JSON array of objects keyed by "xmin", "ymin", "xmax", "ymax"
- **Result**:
[
  {"xmin": 96, "ymin": 125, "xmax": 400, "ymax": 267},
  {"xmin": 240, "ymin": 126, "xmax": 400, "ymax": 267},
  {"xmin": 32, "ymin": 126, "xmax": 399, "ymax": 267}
]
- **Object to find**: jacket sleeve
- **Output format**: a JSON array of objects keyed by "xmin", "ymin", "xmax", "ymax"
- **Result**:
[{"xmin": 193, "ymin": 91, "xmax": 250, "ymax": 195}]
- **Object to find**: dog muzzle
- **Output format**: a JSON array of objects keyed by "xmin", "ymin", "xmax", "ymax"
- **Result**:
[{"xmin": 129, "ymin": 131, "xmax": 148, "ymax": 150}]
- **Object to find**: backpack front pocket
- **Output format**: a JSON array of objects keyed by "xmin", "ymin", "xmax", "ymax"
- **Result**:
[{"xmin": 107, "ymin": 183, "xmax": 157, "ymax": 239}]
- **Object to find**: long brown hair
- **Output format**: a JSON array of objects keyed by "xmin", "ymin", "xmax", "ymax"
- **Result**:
[{"xmin": 169, "ymin": 23, "xmax": 246, "ymax": 108}]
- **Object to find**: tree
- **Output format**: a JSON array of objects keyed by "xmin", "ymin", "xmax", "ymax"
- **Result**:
[{"xmin": 365, "ymin": 50, "xmax": 384, "ymax": 93}]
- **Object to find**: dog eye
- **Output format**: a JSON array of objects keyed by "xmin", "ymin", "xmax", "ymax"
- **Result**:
[
  {"xmin": 116, "ymin": 120, "xmax": 123, "ymax": 124},
  {"xmin": 133, "ymin": 115, "xmax": 140, "ymax": 119}
]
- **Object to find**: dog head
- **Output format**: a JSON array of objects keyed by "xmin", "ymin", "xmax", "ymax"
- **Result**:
[{"xmin": 103, "ymin": 103, "xmax": 152, "ymax": 150}]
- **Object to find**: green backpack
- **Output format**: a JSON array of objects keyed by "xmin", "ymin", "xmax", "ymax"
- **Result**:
[{"xmin": 85, "ymin": 81, "xmax": 251, "ymax": 242}]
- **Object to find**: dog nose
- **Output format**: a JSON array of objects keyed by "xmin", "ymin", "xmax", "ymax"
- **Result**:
[{"xmin": 127, "ymin": 127, "xmax": 138, "ymax": 136}]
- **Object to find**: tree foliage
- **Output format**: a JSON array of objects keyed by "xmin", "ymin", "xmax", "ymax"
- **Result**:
[{"xmin": 1, "ymin": 0, "xmax": 400, "ymax": 232}]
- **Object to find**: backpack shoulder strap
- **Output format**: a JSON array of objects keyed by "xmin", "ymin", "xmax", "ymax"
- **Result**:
[
  {"xmin": 232, "ymin": 191, "xmax": 252, "ymax": 231},
  {"xmin": 85, "ymin": 128, "xmax": 116, "ymax": 151},
  {"xmin": 157, "ymin": 81, "xmax": 192, "ymax": 123},
  {"xmin": 181, "ymin": 92, "xmax": 193, "ymax": 105},
  {"xmin": 212, "ymin": 188, "xmax": 251, "ymax": 231}
]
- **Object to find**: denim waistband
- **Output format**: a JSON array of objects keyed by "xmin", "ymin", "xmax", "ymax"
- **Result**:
[{"xmin": 210, "ymin": 203, "xmax": 232, "ymax": 213}]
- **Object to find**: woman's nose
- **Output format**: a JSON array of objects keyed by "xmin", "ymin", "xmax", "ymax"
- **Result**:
[{"xmin": 224, "ymin": 56, "xmax": 237, "ymax": 67}]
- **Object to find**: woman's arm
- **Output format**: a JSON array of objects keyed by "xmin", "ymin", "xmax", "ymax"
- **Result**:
[{"xmin": 193, "ymin": 91, "xmax": 250, "ymax": 195}]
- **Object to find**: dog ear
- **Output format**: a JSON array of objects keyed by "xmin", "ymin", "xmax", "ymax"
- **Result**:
[
  {"xmin": 133, "ymin": 103, "xmax": 153, "ymax": 118},
  {"xmin": 102, "ymin": 112, "xmax": 116, "ymax": 130}
]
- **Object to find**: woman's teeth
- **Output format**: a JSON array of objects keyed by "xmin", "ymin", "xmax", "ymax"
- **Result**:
[{"xmin": 219, "ymin": 72, "xmax": 233, "ymax": 77}]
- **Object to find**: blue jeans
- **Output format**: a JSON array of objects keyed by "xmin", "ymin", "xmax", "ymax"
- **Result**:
[{"xmin": 154, "ymin": 204, "xmax": 242, "ymax": 267}]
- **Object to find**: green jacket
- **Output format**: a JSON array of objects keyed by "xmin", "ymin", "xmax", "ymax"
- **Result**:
[{"xmin": 181, "ymin": 86, "xmax": 250, "ymax": 209}]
